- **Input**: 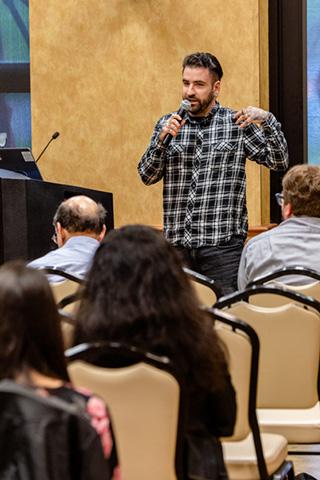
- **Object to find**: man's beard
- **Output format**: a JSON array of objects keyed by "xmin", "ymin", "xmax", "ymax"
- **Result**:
[{"xmin": 186, "ymin": 91, "xmax": 215, "ymax": 116}]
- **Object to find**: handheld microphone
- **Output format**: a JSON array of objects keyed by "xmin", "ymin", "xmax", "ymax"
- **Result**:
[
  {"xmin": 35, "ymin": 131, "xmax": 60, "ymax": 163},
  {"xmin": 162, "ymin": 99, "xmax": 191, "ymax": 147}
]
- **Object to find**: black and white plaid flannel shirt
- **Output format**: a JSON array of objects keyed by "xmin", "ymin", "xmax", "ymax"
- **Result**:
[{"xmin": 138, "ymin": 102, "xmax": 288, "ymax": 248}]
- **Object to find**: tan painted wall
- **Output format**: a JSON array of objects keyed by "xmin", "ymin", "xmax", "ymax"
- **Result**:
[{"xmin": 30, "ymin": 0, "xmax": 268, "ymax": 228}]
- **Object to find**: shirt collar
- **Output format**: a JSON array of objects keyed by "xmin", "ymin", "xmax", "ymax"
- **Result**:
[
  {"xmin": 64, "ymin": 235, "xmax": 100, "ymax": 247},
  {"xmin": 187, "ymin": 101, "xmax": 220, "ymax": 125}
]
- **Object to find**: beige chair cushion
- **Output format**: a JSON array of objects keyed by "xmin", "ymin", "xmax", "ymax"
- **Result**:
[
  {"xmin": 61, "ymin": 320, "xmax": 75, "ymax": 350},
  {"xmin": 191, "ymin": 280, "xmax": 217, "ymax": 306},
  {"xmin": 285, "ymin": 281, "xmax": 320, "ymax": 301},
  {"xmin": 216, "ymin": 323, "xmax": 252, "ymax": 441},
  {"xmin": 228, "ymin": 302, "xmax": 320, "ymax": 409},
  {"xmin": 216, "ymin": 316, "xmax": 290, "ymax": 478},
  {"xmin": 51, "ymin": 280, "xmax": 80, "ymax": 304},
  {"xmin": 68, "ymin": 360, "xmax": 179, "ymax": 480},
  {"xmin": 258, "ymin": 401, "xmax": 320, "ymax": 443},
  {"xmin": 223, "ymin": 433, "xmax": 288, "ymax": 480},
  {"xmin": 250, "ymin": 280, "xmax": 320, "ymax": 306}
]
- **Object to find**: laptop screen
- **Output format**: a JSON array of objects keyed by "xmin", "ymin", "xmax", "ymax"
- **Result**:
[{"xmin": 0, "ymin": 148, "xmax": 42, "ymax": 180}]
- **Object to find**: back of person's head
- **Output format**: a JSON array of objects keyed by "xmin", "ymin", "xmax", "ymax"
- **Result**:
[
  {"xmin": 75, "ymin": 224, "xmax": 228, "ymax": 392},
  {"xmin": 53, "ymin": 195, "xmax": 106, "ymax": 235},
  {"xmin": 282, "ymin": 164, "xmax": 320, "ymax": 217},
  {"xmin": 0, "ymin": 261, "xmax": 69, "ymax": 382},
  {"xmin": 182, "ymin": 52, "xmax": 223, "ymax": 80}
]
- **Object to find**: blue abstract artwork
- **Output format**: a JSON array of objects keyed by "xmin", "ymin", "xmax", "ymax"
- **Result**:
[
  {"xmin": 307, "ymin": 0, "xmax": 320, "ymax": 164},
  {"xmin": 0, "ymin": 0, "xmax": 30, "ymax": 148}
]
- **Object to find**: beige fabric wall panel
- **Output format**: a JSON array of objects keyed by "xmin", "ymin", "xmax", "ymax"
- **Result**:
[{"xmin": 30, "ymin": 0, "xmax": 264, "ymax": 227}]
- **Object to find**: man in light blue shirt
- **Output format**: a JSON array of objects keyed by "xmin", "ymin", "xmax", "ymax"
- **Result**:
[
  {"xmin": 238, "ymin": 165, "xmax": 320, "ymax": 289},
  {"xmin": 29, "ymin": 195, "xmax": 106, "ymax": 282}
]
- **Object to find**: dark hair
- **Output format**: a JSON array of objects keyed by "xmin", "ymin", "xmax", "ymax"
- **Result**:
[
  {"xmin": 74, "ymin": 225, "xmax": 229, "ymax": 392},
  {"xmin": 182, "ymin": 52, "xmax": 223, "ymax": 80},
  {"xmin": 0, "ymin": 262, "xmax": 69, "ymax": 382},
  {"xmin": 53, "ymin": 196, "xmax": 106, "ymax": 234},
  {"xmin": 282, "ymin": 164, "xmax": 320, "ymax": 217}
]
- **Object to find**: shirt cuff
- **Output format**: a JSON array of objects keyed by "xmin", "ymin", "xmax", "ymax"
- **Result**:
[
  {"xmin": 152, "ymin": 136, "xmax": 167, "ymax": 152},
  {"xmin": 261, "ymin": 112, "xmax": 279, "ymax": 130}
]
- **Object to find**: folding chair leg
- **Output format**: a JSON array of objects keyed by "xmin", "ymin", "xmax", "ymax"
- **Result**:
[{"xmin": 272, "ymin": 460, "xmax": 295, "ymax": 480}]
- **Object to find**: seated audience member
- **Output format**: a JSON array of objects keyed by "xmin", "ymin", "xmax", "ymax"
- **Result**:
[
  {"xmin": 29, "ymin": 195, "xmax": 106, "ymax": 282},
  {"xmin": 238, "ymin": 164, "xmax": 320, "ymax": 289},
  {"xmin": 0, "ymin": 262, "xmax": 120, "ymax": 479},
  {"xmin": 73, "ymin": 224, "xmax": 236, "ymax": 480}
]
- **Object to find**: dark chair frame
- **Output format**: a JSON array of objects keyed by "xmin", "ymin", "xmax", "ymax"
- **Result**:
[
  {"xmin": 41, "ymin": 268, "xmax": 84, "ymax": 310},
  {"xmin": 247, "ymin": 266, "xmax": 320, "ymax": 288},
  {"xmin": 205, "ymin": 307, "xmax": 295, "ymax": 480},
  {"xmin": 66, "ymin": 341, "xmax": 186, "ymax": 480},
  {"xmin": 215, "ymin": 284, "xmax": 320, "ymax": 378},
  {"xmin": 215, "ymin": 286, "xmax": 320, "ymax": 455},
  {"xmin": 57, "ymin": 290, "xmax": 82, "ymax": 310},
  {"xmin": 42, "ymin": 267, "xmax": 83, "ymax": 284},
  {"xmin": 183, "ymin": 266, "xmax": 222, "ymax": 299},
  {"xmin": 215, "ymin": 284, "xmax": 320, "ymax": 312}
]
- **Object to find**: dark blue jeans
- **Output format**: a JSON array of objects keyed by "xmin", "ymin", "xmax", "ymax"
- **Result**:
[{"xmin": 175, "ymin": 236, "xmax": 244, "ymax": 298}]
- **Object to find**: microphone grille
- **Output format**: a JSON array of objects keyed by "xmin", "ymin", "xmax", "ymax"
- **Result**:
[
  {"xmin": 180, "ymin": 99, "xmax": 191, "ymax": 111},
  {"xmin": 52, "ymin": 131, "xmax": 60, "ymax": 139}
]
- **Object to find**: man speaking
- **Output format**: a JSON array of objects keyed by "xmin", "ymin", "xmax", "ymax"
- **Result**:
[{"xmin": 138, "ymin": 52, "xmax": 288, "ymax": 296}]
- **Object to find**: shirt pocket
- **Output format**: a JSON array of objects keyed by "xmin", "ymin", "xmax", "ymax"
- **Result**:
[
  {"xmin": 167, "ymin": 143, "xmax": 187, "ymax": 172},
  {"xmin": 209, "ymin": 140, "xmax": 240, "ymax": 174},
  {"xmin": 168, "ymin": 143, "xmax": 184, "ymax": 155},
  {"xmin": 213, "ymin": 140, "xmax": 238, "ymax": 152}
]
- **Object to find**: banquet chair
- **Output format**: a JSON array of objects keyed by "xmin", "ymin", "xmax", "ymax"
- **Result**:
[
  {"xmin": 206, "ymin": 308, "xmax": 294, "ymax": 480},
  {"xmin": 215, "ymin": 286, "xmax": 320, "ymax": 445},
  {"xmin": 43, "ymin": 268, "xmax": 83, "ymax": 313},
  {"xmin": 247, "ymin": 266, "xmax": 320, "ymax": 306},
  {"xmin": 66, "ymin": 342, "xmax": 185, "ymax": 480},
  {"xmin": 58, "ymin": 309, "xmax": 76, "ymax": 349},
  {"xmin": 183, "ymin": 267, "xmax": 220, "ymax": 305}
]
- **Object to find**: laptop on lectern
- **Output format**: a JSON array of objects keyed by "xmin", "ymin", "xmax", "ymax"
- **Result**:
[{"xmin": 0, "ymin": 148, "xmax": 42, "ymax": 180}]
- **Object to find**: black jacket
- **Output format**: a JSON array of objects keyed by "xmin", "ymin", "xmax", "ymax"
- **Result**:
[{"xmin": 0, "ymin": 380, "xmax": 112, "ymax": 480}]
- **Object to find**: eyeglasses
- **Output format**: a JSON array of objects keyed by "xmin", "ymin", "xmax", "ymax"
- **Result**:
[
  {"xmin": 275, "ymin": 193, "xmax": 284, "ymax": 206},
  {"xmin": 51, "ymin": 232, "xmax": 58, "ymax": 245}
]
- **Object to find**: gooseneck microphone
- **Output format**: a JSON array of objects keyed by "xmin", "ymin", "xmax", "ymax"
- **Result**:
[
  {"xmin": 35, "ymin": 131, "xmax": 60, "ymax": 163},
  {"xmin": 162, "ymin": 99, "xmax": 191, "ymax": 147}
]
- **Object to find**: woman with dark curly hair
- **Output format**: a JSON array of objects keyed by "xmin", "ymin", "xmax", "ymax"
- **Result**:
[
  {"xmin": 74, "ymin": 224, "xmax": 236, "ymax": 480},
  {"xmin": 0, "ymin": 262, "xmax": 120, "ymax": 480}
]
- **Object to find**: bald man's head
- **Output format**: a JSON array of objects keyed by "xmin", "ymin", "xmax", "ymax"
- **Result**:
[{"xmin": 53, "ymin": 195, "xmax": 106, "ymax": 237}]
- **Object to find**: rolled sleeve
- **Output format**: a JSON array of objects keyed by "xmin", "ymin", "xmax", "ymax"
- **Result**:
[
  {"xmin": 138, "ymin": 117, "xmax": 169, "ymax": 185},
  {"xmin": 244, "ymin": 112, "xmax": 289, "ymax": 171}
]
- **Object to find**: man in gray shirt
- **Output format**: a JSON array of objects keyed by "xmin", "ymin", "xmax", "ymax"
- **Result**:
[
  {"xmin": 238, "ymin": 164, "xmax": 320, "ymax": 289},
  {"xmin": 29, "ymin": 195, "xmax": 106, "ymax": 282}
]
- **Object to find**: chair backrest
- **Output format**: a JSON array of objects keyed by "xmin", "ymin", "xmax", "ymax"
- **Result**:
[
  {"xmin": 206, "ymin": 308, "xmax": 269, "ymax": 480},
  {"xmin": 43, "ymin": 268, "xmax": 84, "ymax": 283},
  {"xmin": 215, "ymin": 286, "xmax": 320, "ymax": 409},
  {"xmin": 59, "ymin": 310, "xmax": 76, "ymax": 349},
  {"xmin": 215, "ymin": 321, "xmax": 252, "ymax": 441},
  {"xmin": 275, "ymin": 280, "xmax": 320, "ymax": 300},
  {"xmin": 0, "ymin": 380, "xmax": 109, "ymax": 480},
  {"xmin": 41, "ymin": 268, "xmax": 83, "ymax": 314},
  {"xmin": 183, "ymin": 267, "xmax": 219, "ymax": 305},
  {"xmin": 250, "ymin": 281, "xmax": 320, "ymax": 306},
  {"xmin": 67, "ymin": 343, "xmax": 183, "ymax": 480},
  {"xmin": 248, "ymin": 266, "xmax": 320, "ymax": 305},
  {"xmin": 50, "ymin": 274, "xmax": 81, "ymax": 349},
  {"xmin": 51, "ymin": 280, "xmax": 80, "ymax": 305}
]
